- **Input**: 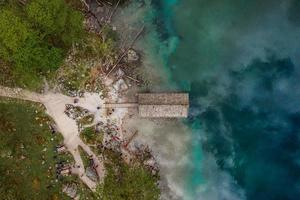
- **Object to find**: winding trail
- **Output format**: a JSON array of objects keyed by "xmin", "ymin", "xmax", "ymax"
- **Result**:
[{"xmin": 0, "ymin": 86, "xmax": 105, "ymax": 191}]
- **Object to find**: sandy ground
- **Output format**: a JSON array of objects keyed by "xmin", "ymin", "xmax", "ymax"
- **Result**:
[
  {"xmin": 42, "ymin": 92, "xmax": 105, "ymax": 190},
  {"xmin": 0, "ymin": 85, "xmax": 129, "ymax": 191}
]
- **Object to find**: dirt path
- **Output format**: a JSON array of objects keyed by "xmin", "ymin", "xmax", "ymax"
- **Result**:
[
  {"xmin": 0, "ymin": 86, "xmax": 105, "ymax": 191},
  {"xmin": 0, "ymin": 85, "xmax": 43, "ymax": 102}
]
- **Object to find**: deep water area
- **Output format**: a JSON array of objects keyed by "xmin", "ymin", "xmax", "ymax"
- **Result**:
[
  {"xmin": 114, "ymin": 0, "xmax": 300, "ymax": 199},
  {"xmin": 148, "ymin": 0, "xmax": 300, "ymax": 199}
]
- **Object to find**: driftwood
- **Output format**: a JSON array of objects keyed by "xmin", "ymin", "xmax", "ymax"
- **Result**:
[
  {"xmin": 95, "ymin": 0, "xmax": 104, "ymax": 7},
  {"xmin": 123, "ymin": 131, "xmax": 138, "ymax": 148},
  {"xmin": 105, "ymin": 25, "xmax": 145, "ymax": 78},
  {"xmin": 97, "ymin": 0, "xmax": 113, "ymax": 6},
  {"xmin": 18, "ymin": 0, "xmax": 26, "ymax": 6},
  {"xmin": 80, "ymin": 0, "xmax": 90, "ymax": 11},
  {"xmin": 125, "ymin": 75, "xmax": 140, "ymax": 83},
  {"xmin": 100, "ymin": 65, "xmax": 105, "ymax": 74},
  {"xmin": 88, "ymin": 10, "xmax": 102, "ymax": 30},
  {"xmin": 106, "ymin": 0, "xmax": 121, "ymax": 23},
  {"xmin": 80, "ymin": 0, "xmax": 103, "ymax": 30}
]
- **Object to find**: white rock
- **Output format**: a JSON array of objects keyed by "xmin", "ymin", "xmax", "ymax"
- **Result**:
[
  {"xmin": 112, "ymin": 79, "xmax": 128, "ymax": 91},
  {"xmin": 127, "ymin": 49, "xmax": 139, "ymax": 62}
]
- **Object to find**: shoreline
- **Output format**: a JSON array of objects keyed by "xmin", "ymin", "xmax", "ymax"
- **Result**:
[
  {"xmin": 0, "ymin": 67, "xmax": 159, "ymax": 194},
  {"xmin": 0, "ymin": 0, "xmax": 182, "ymax": 199},
  {"xmin": 111, "ymin": 1, "xmax": 194, "ymax": 199}
]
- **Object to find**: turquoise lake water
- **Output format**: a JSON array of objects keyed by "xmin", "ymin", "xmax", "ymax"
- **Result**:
[{"xmin": 140, "ymin": 0, "xmax": 300, "ymax": 199}]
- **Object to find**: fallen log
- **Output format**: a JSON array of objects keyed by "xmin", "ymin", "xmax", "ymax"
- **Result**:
[
  {"xmin": 106, "ymin": 0, "xmax": 121, "ymax": 23},
  {"xmin": 105, "ymin": 25, "xmax": 145, "ymax": 78}
]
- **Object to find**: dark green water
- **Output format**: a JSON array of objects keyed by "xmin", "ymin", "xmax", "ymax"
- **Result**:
[{"xmin": 149, "ymin": 0, "xmax": 300, "ymax": 199}]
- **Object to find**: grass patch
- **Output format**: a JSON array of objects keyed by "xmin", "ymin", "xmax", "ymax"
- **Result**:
[
  {"xmin": 78, "ymin": 146, "xmax": 91, "ymax": 169},
  {"xmin": 78, "ymin": 114, "xmax": 94, "ymax": 126},
  {"xmin": 101, "ymin": 150, "xmax": 160, "ymax": 200},
  {"xmin": 0, "ymin": 99, "xmax": 160, "ymax": 199},
  {"xmin": 80, "ymin": 127, "xmax": 104, "ymax": 145},
  {"xmin": 0, "ymin": 98, "xmax": 69, "ymax": 199}
]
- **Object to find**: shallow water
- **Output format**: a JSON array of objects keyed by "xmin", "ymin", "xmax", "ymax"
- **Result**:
[
  {"xmin": 118, "ymin": 0, "xmax": 300, "ymax": 199},
  {"xmin": 148, "ymin": 0, "xmax": 300, "ymax": 199}
]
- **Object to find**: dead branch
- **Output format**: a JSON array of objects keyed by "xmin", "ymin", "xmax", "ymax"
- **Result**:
[
  {"xmin": 106, "ymin": 0, "xmax": 121, "ymax": 23},
  {"xmin": 18, "ymin": 0, "xmax": 26, "ymax": 6},
  {"xmin": 100, "ymin": 65, "xmax": 105, "ymax": 74},
  {"xmin": 105, "ymin": 25, "xmax": 145, "ymax": 78},
  {"xmin": 98, "ymin": 0, "xmax": 120, "ymax": 36},
  {"xmin": 88, "ymin": 10, "xmax": 102, "ymax": 30},
  {"xmin": 123, "ymin": 131, "xmax": 138, "ymax": 148},
  {"xmin": 80, "ymin": 0, "xmax": 90, "ymax": 11},
  {"xmin": 95, "ymin": 0, "xmax": 104, "ymax": 7},
  {"xmin": 125, "ymin": 75, "xmax": 140, "ymax": 83}
]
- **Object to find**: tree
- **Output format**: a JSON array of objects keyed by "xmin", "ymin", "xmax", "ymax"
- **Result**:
[
  {"xmin": 26, "ymin": 0, "xmax": 83, "ymax": 47},
  {"xmin": 0, "ymin": 9, "xmax": 63, "ymax": 72},
  {"xmin": 0, "ymin": 9, "xmax": 31, "ymax": 62},
  {"xmin": 0, "ymin": 0, "xmax": 84, "ymax": 88},
  {"xmin": 13, "ymin": 37, "xmax": 63, "ymax": 71}
]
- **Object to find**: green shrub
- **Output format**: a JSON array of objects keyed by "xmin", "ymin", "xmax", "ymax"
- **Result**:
[
  {"xmin": 26, "ymin": 0, "xmax": 84, "ymax": 47},
  {"xmin": 0, "ymin": 0, "xmax": 84, "ymax": 89},
  {"xmin": 102, "ymin": 151, "xmax": 160, "ymax": 200},
  {"xmin": 81, "ymin": 127, "xmax": 103, "ymax": 145}
]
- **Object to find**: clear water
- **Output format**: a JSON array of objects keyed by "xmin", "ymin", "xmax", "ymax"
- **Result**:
[{"xmin": 138, "ymin": 0, "xmax": 300, "ymax": 199}]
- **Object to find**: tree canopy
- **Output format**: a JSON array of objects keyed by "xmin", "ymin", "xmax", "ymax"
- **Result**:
[
  {"xmin": 26, "ymin": 0, "xmax": 83, "ymax": 47},
  {"xmin": 0, "ymin": 0, "xmax": 84, "ymax": 88}
]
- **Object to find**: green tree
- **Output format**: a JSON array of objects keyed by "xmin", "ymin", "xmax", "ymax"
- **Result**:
[
  {"xmin": 0, "ymin": 9, "xmax": 63, "ymax": 72},
  {"xmin": 0, "ymin": 9, "xmax": 31, "ymax": 61},
  {"xmin": 26, "ymin": 0, "xmax": 83, "ymax": 47},
  {"xmin": 0, "ymin": 0, "xmax": 84, "ymax": 88},
  {"xmin": 13, "ymin": 36, "xmax": 63, "ymax": 71}
]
